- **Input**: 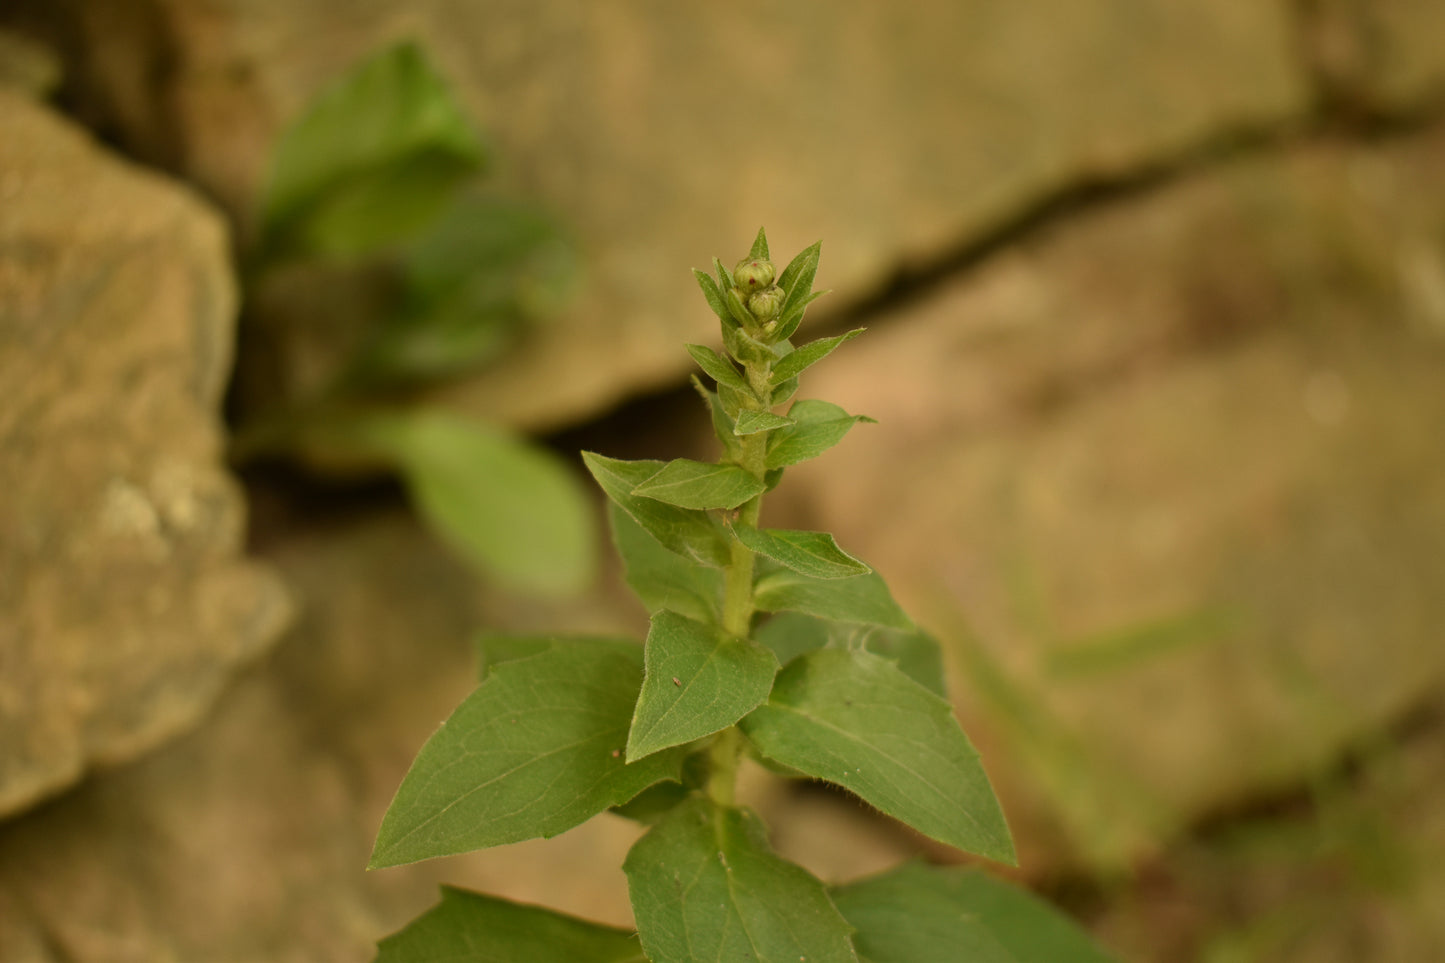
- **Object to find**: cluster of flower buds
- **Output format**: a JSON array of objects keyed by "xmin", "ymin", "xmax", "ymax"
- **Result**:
[{"xmin": 732, "ymin": 255, "xmax": 785, "ymax": 327}]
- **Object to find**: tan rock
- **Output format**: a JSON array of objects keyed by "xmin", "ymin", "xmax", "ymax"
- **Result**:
[
  {"xmin": 0, "ymin": 92, "xmax": 291, "ymax": 817},
  {"xmin": 4, "ymin": 0, "xmax": 1308, "ymax": 430},
  {"xmin": 1371, "ymin": 0, "xmax": 1445, "ymax": 108},
  {"xmin": 0, "ymin": 509, "xmax": 639, "ymax": 961},
  {"xmin": 773, "ymin": 121, "xmax": 1445, "ymax": 869}
]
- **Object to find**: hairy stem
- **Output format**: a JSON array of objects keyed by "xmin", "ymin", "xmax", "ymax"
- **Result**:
[{"xmin": 710, "ymin": 360, "xmax": 773, "ymax": 806}]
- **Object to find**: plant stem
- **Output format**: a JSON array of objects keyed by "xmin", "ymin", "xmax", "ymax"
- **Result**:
[{"xmin": 708, "ymin": 358, "xmax": 776, "ymax": 806}]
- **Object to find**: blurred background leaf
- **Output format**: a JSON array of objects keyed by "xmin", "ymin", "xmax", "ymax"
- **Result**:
[
  {"xmin": 257, "ymin": 40, "xmax": 486, "ymax": 262},
  {"xmin": 337, "ymin": 410, "xmax": 594, "ymax": 597}
]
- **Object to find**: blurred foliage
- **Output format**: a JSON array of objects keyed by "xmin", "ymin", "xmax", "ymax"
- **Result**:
[{"xmin": 240, "ymin": 40, "xmax": 592, "ymax": 596}]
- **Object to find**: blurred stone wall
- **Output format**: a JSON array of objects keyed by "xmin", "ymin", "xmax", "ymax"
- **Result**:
[{"xmin": 1, "ymin": 1, "xmax": 1444, "ymax": 960}]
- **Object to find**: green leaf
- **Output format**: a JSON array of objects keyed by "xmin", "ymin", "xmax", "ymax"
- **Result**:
[
  {"xmin": 346, "ymin": 193, "xmax": 574, "ymax": 386},
  {"xmin": 632, "ymin": 459, "xmax": 767, "ymax": 510},
  {"xmin": 753, "ymin": 564, "xmax": 913, "ymax": 629},
  {"xmin": 627, "ymin": 611, "xmax": 779, "ymax": 761},
  {"xmin": 723, "ymin": 324, "xmax": 776, "ymax": 366},
  {"xmin": 770, "ymin": 328, "xmax": 864, "ymax": 384},
  {"xmin": 691, "ymin": 377, "xmax": 743, "ymax": 462},
  {"xmin": 735, "ymin": 527, "xmax": 870, "ymax": 579},
  {"xmin": 609, "ymin": 504, "xmax": 723, "ymax": 624},
  {"xmin": 753, "ymin": 611, "xmax": 833, "ymax": 667},
  {"xmin": 472, "ymin": 635, "xmax": 647, "ymax": 678},
  {"xmin": 832, "ymin": 863, "xmax": 1120, "ymax": 963},
  {"xmin": 693, "ymin": 268, "xmax": 729, "ymax": 322},
  {"xmin": 608, "ymin": 779, "xmax": 691, "ymax": 826},
  {"xmin": 346, "ymin": 412, "xmax": 593, "ymax": 595},
  {"xmin": 685, "ymin": 343, "xmax": 750, "ymax": 393},
  {"xmin": 376, "ymin": 886, "xmax": 647, "ymax": 963},
  {"xmin": 713, "ymin": 256, "xmax": 733, "ymax": 291},
  {"xmin": 748, "ymin": 226, "xmax": 770, "ymax": 261},
  {"xmin": 733, "ymin": 409, "xmax": 795, "ymax": 436},
  {"xmin": 370, "ymin": 641, "xmax": 684, "ymax": 868},
  {"xmin": 582, "ymin": 453, "xmax": 731, "ymax": 566},
  {"xmin": 473, "ymin": 634, "xmax": 555, "ymax": 678},
  {"xmin": 625, "ymin": 798, "xmax": 858, "ymax": 963},
  {"xmin": 770, "ymin": 377, "xmax": 799, "ymax": 408},
  {"xmin": 775, "ymin": 289, "xmax": 830, "ymax": 342},
  {"xmin": 754, "ymin": 613, "xmax": 948, "ymax": 697},
  {"xmin": 767, "ymin": 399, "xmax": 875, "ymax": 470},
  {"xmin": 259, "ymin": 41, "xmax": 485, "ymax": 260},
  {"xmin": 717, "ymin": 383, "xmax": 750, "ymax": 419},
  {"xmin": 777, "ymin": 240, "xmax": 821, "ymax": 307},
  {"xmin": 740, "ymin": 649, "xmax": 1015, "ymax": 864},
  {"xmin": 725, "ymin": 285, "xmax": 755, "ymax": 328}
]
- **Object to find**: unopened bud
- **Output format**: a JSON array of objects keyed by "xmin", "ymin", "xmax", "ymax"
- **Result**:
[
  {"xmin": 732, "ymin": 257, "xmax": 775, "ymax": 292},
  {"xmin": 748, "ymin": 286, "xmax": 785, "ymax": 322}
]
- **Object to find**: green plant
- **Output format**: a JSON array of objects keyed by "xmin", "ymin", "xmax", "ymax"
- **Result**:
[
  {"xmin": 369, "ymin": 230, "xmax": 1120, "ymax": 962},
  {"xmin": 236, "ymin": 40, "xmax": 592, "ymax": 596}
]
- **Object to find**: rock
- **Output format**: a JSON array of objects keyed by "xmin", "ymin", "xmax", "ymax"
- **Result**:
[
  {"xmin": 1, "ymin": 0, "xmax": 1308, "ymax": 430},
  {"xmin": 1092, "ymin": 697, "xmax": 1445, "ymax": 962},
  {"xmin": 1297, "ymin": 0, "xmax": 1445, "ymax": 115},
  {"xmin": 1370, "ymin": 0, "xmax": 1445, "ymax": 109},
  {"xmin": 0, "ymin": 508, "xmax": 635, "ymax": 961},
  {"xmin": 0, "ymin": 489, "xmax": 929, "ymax": 959},
  {"xmin": 0, "ymin": 27, "xmax": 60, "ymax": 96},
  {"xmin": 0, "ymin": 91, "xmax": 291, "ymax": 817},
  {"xmin": 772, "ymin": 121, "xmax": 1445, "ymax": 869}
]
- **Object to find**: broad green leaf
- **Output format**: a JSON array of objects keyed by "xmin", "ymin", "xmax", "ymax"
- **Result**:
[
  {"xmin": 748, "ymin": 226, "xmax": 771, "ymax": 261},
  {"xmin": 346, "ymin": 412, "xmax": 592, "ymax": 595},
  {"xmin": 753, "ymin": 563, "xmax": 913, "ymax": 629},
  {"xmin": 691, "ymin": 377, "xmax": 743, "ymax": 462},
  {"xmin": 685, "ymin": 343, "xmax": 750, "ymax": 393},
  {"xmin": 608, "ymin": 779, "xmax": 691, "ymax": 826},
  {"xmin": 832, "ymin": 863, "xmax": 1119, "ymax": 963},
  {"xmin": 609, "ymin": 504, "xmax": 723, "ymax": 624},
  {"xmin": 693, "ymin": 268, "xmax": 729, "ymax": 322},
  {"xmin": 733, "ymin": 409, "xmax": 795, "ymax": 436},
  {"xmin": 767, "ymin": 399, "xmax": 875, "ymax": 470},
  {"xmin": 770, "ymin": 328, "xmax": 864, "ymax": 384},
  {"xmin": 376, "ymin": 886, "xmax": 646, "ymax": 963},
  {"xmin": 582, "ymin": 453, "xmax": 731, "ymax": 566},
  {"xmin": 627, "ymin": 611, "xmax": 779, "ymax": 761},
  {"xmin": 754, "ymin": 611, "xmax": 833, "ymax": 667},
  {"xmin": 625, "ymin": 798, "xmax": 858, "ymax": 963},
  {"xmin": 735, "ymin": 526, "xmax": 870, "ymax": 579},
  {"xmin": 775, "ymin": 289, "xmax": 830, "ymax": 342},
  {"xmin": 473, "ymin": 634, "xmax": 641, "ymax": 680},
  {"xmin": 741, "ymin": 649, "xmax": 1015, "ymax": 864},
  {"xmin": 259, "ymin": 41, "xmax": 485, "ymax": 260},
  {"xmin": 370, "ymin": 641, "xmax": 683, "ymax": 867},
  {"xmin": 754, "ymin": 613, "xmax": 948, "ymax": 697},
  {"xmin": 632, "ymin": 459, "xmax": 766, "ymax": 510},
  {"xmin": 474, "ymin": 634, "xmax": 554, "ymax": 678}
]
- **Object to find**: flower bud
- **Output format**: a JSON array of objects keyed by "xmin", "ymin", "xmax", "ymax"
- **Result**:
[
  {"xmin": 747, "ymin": 286, "xmax": 785, "ymax": 322},
  {"xmin": 732, "ymin": 257, "xmax": 775, "ymax": 292}
]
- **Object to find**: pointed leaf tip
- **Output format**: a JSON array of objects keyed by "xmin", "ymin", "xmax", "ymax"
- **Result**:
[{"xmin": 749, "ymin": 226, "xmax": 770, "ymax": 261}]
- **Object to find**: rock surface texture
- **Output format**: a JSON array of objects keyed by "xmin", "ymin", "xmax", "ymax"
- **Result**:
[
  {"xmin": 3, "ymin": 0, "xmax": 1308, "ymax": 430},
  {"xmin": 0, "ymin": 2, "xmax": 1444, "ymax": 961},
  {"xmin": 0, "ymin": 91, "xmax": 291, "ymax": 817},
  {"xmin": 779, "ymin": 124, "xmax": 1445, "ymax": 869}
]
